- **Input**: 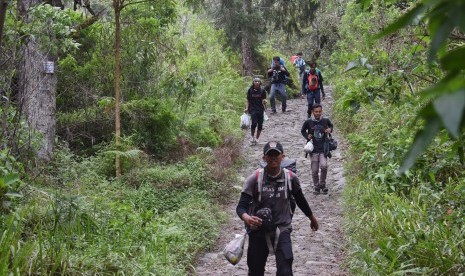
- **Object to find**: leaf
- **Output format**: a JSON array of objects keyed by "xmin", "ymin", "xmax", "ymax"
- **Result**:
[
  {"xmin": 433, "ymin": 89, "xmax": 465, "ymax": 138},
  {"xmin": 375, "ymin": 3, "xmax": 426, "ymax": 38},
  {"xmin": 440, "ymin": 47, "xmax": 465, "ymax": 71},
  {"xmin": 344, "ymin": 60, "xmax": 358, "ymax": 72},
  {"xmin": 428, "ymin": 16, "xmax": 454, "ymax": 62},
  {"xmin": 399, "ymin": 115, "xmax": 441, "ymax": 173},
  {"xmin": 3, "ymin": 174, "xmax": 19, "ymax": 186}
]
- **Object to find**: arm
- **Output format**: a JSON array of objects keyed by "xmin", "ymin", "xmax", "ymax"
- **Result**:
[
  {"xmin": 236, "ymin": 192, "xmax": 262, "ymax": 230},
  {"xmin": 261, "ymin": 89, "xmax": 267, "ymax": 107},
  {"xmin": 301, "ymin": 120, "xmax": 312, "ymax": 140},
  {"xmin": 245, "ymin": 89, "xmax": 251, "ymax": 112},
  {"xmin": 291, "ymin": 179, "xmax": 319, "ymax": 231},
  {"xmin": 301, "ymin": 72, "xmax": 308, "ymax": 95},
  {"xmin": 318, "ymin": 71, "xmax": 325, "ymax": 97},
  {"xmin": 324, "ymin": 118, "xmax": 333, "ymax": 134}
]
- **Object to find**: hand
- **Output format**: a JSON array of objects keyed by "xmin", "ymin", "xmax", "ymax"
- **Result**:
[
  {"xmin": 309, "ymin": 214, "xmax": 319, "ymax": 231},
  {"xmin": 243, "ymin": 214, "xmax": 262, "ymax": 230},
  {"xmin": 325, "ymin": 128, "xmax": 332, "ymax": 134},
  {"xmin": 307, "ymin": 134, "xmax": 313, "ymax": 140},
  {"xmin": 244, "ymin": 108, "xmax": 248, "ymax": 113}
]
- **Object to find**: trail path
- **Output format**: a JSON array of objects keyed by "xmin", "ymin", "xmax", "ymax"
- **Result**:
[{"xmin": 194, "ymin": 87, "xmax": 347, "ymax": 276}]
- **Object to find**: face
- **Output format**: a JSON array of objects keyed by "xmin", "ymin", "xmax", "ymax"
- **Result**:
[
  {"xmin": 253, "ymin": 80, "xmax": 261, "ymax": 88},
  {"xmin": 263, "ymin": 150, "xmax": 284, "ymax": 169},
  {"xmin": 273, "ymin": 60, "xmax": 281, "ymax": 67},
  {"xmin": 312, "ymin": 106, "xmax": 323, "ymax": 120}
]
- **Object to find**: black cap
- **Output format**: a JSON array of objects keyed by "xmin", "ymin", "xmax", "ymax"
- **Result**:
[{"xmin": 263, "ymin": 141, "xmax": 284, "ymax": 155}]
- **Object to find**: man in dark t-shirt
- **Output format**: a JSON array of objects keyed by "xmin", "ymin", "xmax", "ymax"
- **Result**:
[
  {"xmin": 236, "ymin": 141, "xmax": 319, "ymax": 275},
  {"xmin": 301, "ymin": 104, "xmax": 334, "ymax": 195},
  {"xmin": 245, "ymin": 77, "xmax": 267, "ymax": 145}
]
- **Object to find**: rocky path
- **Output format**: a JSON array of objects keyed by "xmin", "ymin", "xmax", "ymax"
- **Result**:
[{"xmin": 194, "ymin": 87, "xmax": 347, "ymax": 276}]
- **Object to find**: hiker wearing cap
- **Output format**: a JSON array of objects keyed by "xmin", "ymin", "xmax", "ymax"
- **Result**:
[
  {"xmin": 245, "ymin": 77, "xmax": 267, "ymax": 146},
  {"xmin": 301, "ymin": 104, "xmax": 333, "ymax": 195},
  {"xmin": 236, "ymin": 141, "xmax": 319, "ymax": 275},
  {"xmin": 267, "ymin": 56, "xmax": 290, "ymax": 113}
]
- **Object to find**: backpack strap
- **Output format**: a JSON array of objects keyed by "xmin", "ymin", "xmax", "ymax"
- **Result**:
[
  {"xmin": 283, "ymin": 168, "xmax": 292, "ymax": 199},
  {"xmin": 255, "ymin": 168, "xmax": 264, "ymax": 202}
]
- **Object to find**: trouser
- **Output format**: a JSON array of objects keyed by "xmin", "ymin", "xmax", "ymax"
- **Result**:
[
  {"xmin": 270, "ymin": 83, "xmax": 287, "ymax": 112},
  {"xmin": 247, "ymin": 229, "xmax": 293, "ymax": 276},
  {"xmin": 310, "ymin": 152, "xmax": 328, "ymax": 188},
  {"xmin": 250, "ymin": 111, "xmax": 264, "ymax": 131},
  {"xmin": 306, "ymin": 89, "xmax": 321, "ymax": 108}
]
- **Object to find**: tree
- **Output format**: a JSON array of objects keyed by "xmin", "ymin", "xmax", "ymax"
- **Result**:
[
  {"xmin": 366, "ymin": 0, "xmax": 465, "ymax": 172},
  {"xmin": 0, "ymin": 0, "xmax": 7, "ymax": 47},
  {"xmin": 17, "ymin": 0, "xmax": 64, "ymax": 160}
]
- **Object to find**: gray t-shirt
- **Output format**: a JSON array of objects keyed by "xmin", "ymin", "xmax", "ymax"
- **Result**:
[{"xmin": 242, "ymin": 169, "xmax": 302, "ymax": 226}]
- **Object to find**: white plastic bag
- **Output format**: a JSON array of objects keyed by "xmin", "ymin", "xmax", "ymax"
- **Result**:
[
  {"xmin": 240, "ymin": 113, "xmax": 251, "ymax": 129},
  {"xmin": 223, "ymin": 233, "xmax": 246, "ymax": 265},
  {"xmin": 263, "ymin": 111, "xmax": 269, "ymax": 121},
  {"xmin": 304, "ymin": 140, "xmax": 314, "ymax": 153}
]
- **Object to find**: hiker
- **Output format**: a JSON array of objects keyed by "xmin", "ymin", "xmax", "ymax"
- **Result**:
[
  {"xmin": 301, "ymin": 61, "xmax": 325, "ymax": 109},
  {"xmin": 293, "ymin": 52, "xmax": 306, "ymax": 79},
  {"xmin": 245, "ymin": 77, "xmax": 267, "ymax": 146},
  {"xmin": 236, "ymin": 141, "xmax": 319, "ymax": 275},
  {"xmin": 267, "ymin": 56, "xmax": 290, "ymax": 113},
  {"xmin": 301, "ymin": 104, "xmax": 334, "ymax": 195}
]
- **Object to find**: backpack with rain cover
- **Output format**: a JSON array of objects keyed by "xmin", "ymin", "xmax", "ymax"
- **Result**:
[{"xmin": 307, "ymin": 73, "xmax": 319, "ymax": 91}]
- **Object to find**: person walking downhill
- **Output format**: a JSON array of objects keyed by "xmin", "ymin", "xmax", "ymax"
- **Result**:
[
  {"xmin": 293, "ymin": 52, "xmax": 306, "ymax": 81},
  {"xmin": 245, "ymin": 77, "xmax": 267, "ymax": 146},
  {"xmin": 236, "ymin": 141, "xmax": 319, "ymax": 276},
  {"xmin": 301, "ymin": 61, "xmax": 325, "ymax": 116},
  {"xmin": 301, "ymin": 104, "xmax": 333, "ymax": 195},
  {"xmin": 267, "ymin": 56, "xmax": 290, "ymax": 114}
]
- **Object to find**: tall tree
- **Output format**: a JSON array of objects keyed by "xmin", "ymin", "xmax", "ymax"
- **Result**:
[
  {"xmin": 0, "ymin": 0, "xmax": 7, "ymax": 47},
  {"xmin": 17, "ymin": 0, "xmax": 63, "ymax": 160},
  {"xmin": 113, "ymin": 0, "xmax": 122, "ymax": 177}
]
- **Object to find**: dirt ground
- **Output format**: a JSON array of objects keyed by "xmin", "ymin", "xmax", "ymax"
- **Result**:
[{"xmin": 194, "ymin": 87, "xmax": 348, "ymax": 276}]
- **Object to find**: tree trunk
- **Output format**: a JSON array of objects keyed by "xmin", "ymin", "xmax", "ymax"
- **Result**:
[
  {"xmin": 0, "ymin": 0, "xmax": 7, "ymax": 47},
  {"xmin": 241, "ymin": 0, "xmax": 253, "ymax": 76},
  {"xmin": 18, "ymin": 0, "xmax": 57, "ymax": 160},
  {"xmin": 114, "ymin": 0, "xmax": 121, "ymax": 177}
]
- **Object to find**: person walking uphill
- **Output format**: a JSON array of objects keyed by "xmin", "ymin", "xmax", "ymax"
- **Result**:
[
  {"xmin": 267, "ymin": 56, "xmax": 290, "ymax": 113},
  {"xmin": 236, "ymin": 141, "xmax": 319, "ymax": 276},
  {"xmin": 301, "ymin": 61, "xmax": 325, "ymax": 112},
  {"xmin": 301, "ymin": 104, "xmax": 333, "ymax": 195},
  {"xmin": 245, "ymin": 77, "xmax": 267, "ymax": 146}
]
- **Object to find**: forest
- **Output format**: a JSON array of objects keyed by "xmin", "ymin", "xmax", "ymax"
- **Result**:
[{"xmin": 0, "ymin": 0, "xmax": 464, "ymax": 274}]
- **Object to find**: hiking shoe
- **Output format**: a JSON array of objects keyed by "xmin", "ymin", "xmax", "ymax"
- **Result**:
[
  {"xmin": 255, "ymin": 138, "xmax": 259, "ymax": 145},
  {"xmin": 313, "ymin": 188, "xmax": 320, "ymax": 195},
  {"xmin": 321, "ymin": 187, "xmax": 329, "ymax": 194},
  {"xmin": 249, "ymin": 138, "xmax": 256, "ymax": 146},
  {"xmin": 271, "ymin": 110, "xmax": 277, "ymax": 114}
]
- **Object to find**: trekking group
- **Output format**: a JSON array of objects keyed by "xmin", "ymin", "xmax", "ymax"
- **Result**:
[{"xmin": 238, "ymin": 52, "xmax": 335, "ymax": 275}]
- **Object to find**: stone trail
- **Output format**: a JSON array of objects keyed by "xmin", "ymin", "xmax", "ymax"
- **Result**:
[{"xmin": 194, "ymin": 87, "xmax": 348, "ymax": 276}]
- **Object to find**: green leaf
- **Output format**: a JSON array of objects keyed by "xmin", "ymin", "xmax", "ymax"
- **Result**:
[
  {"xmin": 440, "ymin": 47, "xmax": 465, "ymax": 71},
  {"xmin": 399, "ymin": 115, "xmax": 441, "ymax": 173},
  {"xmin": 375, "ymin": 3, "xmax": 426, "ymax": 38},
  {"xmin": 3, "ymin": 174, "xmax": 19, "ymax": 186},
  {"xmin": 344, "ymin": 60, "xmax": 358, "ymax": 72},
  {"xmin": 433, "ymin": 89, "xmax": 465, "ymax": 138},
  {"xmin": 428, "ymin": 16, "xmax": 454, "ymax": 62}
]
